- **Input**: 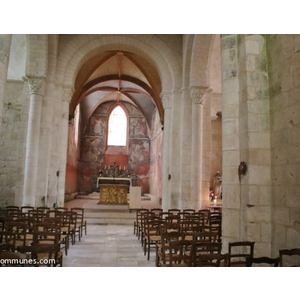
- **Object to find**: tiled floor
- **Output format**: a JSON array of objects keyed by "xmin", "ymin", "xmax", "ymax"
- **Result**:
[
  {"xmin": 63, "ymin": 224, "xmax": 156, "ymax": 267},
  {"xmin": 63, "ymin": 194, "xmax": 160, "ymax": 267}
]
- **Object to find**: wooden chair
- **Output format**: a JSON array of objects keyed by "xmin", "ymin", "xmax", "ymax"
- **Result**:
[
  {"xmin": 246, "ymin": 256, "xmax": 280, "ymax": 267},
  {"xmin": 143, "ymin": 215, "xmax": 164, "ymax": 260},
  {"xmin": 228, "ymin": 241, "xmax": 255, "ymax": 267},
  {"xmin": 20, "ymin": 206, "xmax": 35, "ymax": 215},
  {"xmin": 8, "ymin": 211, "xmax": 26, "ymax": 220},
  {"xmin": 156, "ymin": 231, "xmax": 185, "ymax": 267},
  {"xmin": 5, "ymin": 206, "xmax": 19, "ymax": 217},
  {"xmin": 71, "ymin": 208, "xmax": 86, "ymax": 241},
  {"xmin": 41, "ymin": 217, "xmax": 68, "ymax": 255},
  {"xmin": 55, "ymin": 207, "xmax": 68, "ymax": 212},
  {"xmin": 198, "ymin": 209, "xmax": 210, "ymax": 224},
  {"xmin": 133, "ymin": 208, "xmax": 148, "ymax": 236},
  {"xmin": 183, "ymin": 209, "xmax": 196, "ymax": 214},
  {"xmin": 181, "ymin": 219, "xmax": 202, "ymax": 240},
  {"xmin": 165, "ymin": 214, "xmax": 181, "ymax": 224},
  {"xmin": 168, "ymin": 209, "xmax": 181, "ymax": 215},
  {"xmin": 5, "ymin": 221, "xmax": 32, "ymax": 250},
  {"xmin": 192, "ymin": 241, "xmax": 222, "ymax": 266},
  {"xmin": 0, "ymin": 231, "xmax": 16, "ymax": 251},
  {"xmin": 162, "ymin": 239, "xmax": 194, "ymax": 267},
  {"xmin": 28, "ymin": 210, "xmax": 49, "ymax": 223},
  {"xmin": 19, "ymin": 244, "xmax": 61, "ymax": 267},
  {"xmin": 194, "ymin": 252, "xmax": 229, "ymax": 267},
  {"xmin": 192, "ymin": 230, "xmax": 219, "ymax": 243},
  {"xmin": 36, "ymin": 206, "xmax": 51, "ymax": 214},
  {"xmin": 279, "ymin": 248, "xmax": 300, "ymax": 267},
  {"xmin": 32, "ymin": 230, "xmax": 63, "ymax": 266},
  {"xmin": 139, "ymin": 211, "xmax": 153, "ymax": 246}
]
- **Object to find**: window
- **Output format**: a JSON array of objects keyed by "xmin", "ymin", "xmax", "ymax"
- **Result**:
[{"xmin": 107, "ymin": 106, "xmax": 127, "ymax": 146}]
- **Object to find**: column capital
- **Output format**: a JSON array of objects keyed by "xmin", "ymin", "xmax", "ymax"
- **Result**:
[
  {"xmin": 27, "ymin": 76, "xmax": 46, "ymax": 96},
  {"xmin": 160, "ymin": 91, "xmax": 173, "ymax": 109},
  {"xmin": 62, "ymin": 85, "xmax": 75, "ymax": 103},
  {"xmin": 189, "ymin": 86, "xmax": 212, "ymax": 104}
]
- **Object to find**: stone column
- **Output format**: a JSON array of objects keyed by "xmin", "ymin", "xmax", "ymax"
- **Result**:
[
  {"xmin": 35, "ymin": 80, "xmax": 56, "ymax": 207},
  {"xmin": 189, "ymin": 86, "xmax": 210, "ymax": 210},
  {"xmin": 221, "ymin": 34, "xmax": 241, "ymax": 250},
  {"xmin": 56, "ymin": 85, "xmax": 73, "ymax": 206},
  {"xmin": 23, "ymin": 77, "xmax": 45, "ymax": 206},
  {"xmin": 0, "ymin": 35, "xmax": 12, "ymax": 137},
  {"xmin": 161, "ymin": 91, "xmax": 173, "ymax": 211}
]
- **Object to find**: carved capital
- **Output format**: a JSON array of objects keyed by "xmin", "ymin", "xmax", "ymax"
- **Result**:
[
  {"xmin": 160, "ymin": 91, "xmax": 173, "ymax": 109},
  {"xmin": 189, "ymin": 86, "xmax": 212, "ymax": 104},
  {"xmin": 62, "ymin": 86, "xmax": 75, "ymax": 103},
  {"xmin": 27, "ymin": 77, "xmax": 46, "ymax": 96}
]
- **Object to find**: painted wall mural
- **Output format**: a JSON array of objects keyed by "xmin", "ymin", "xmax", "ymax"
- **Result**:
[{"xmin": 77, "ymin": 101, "xmax": 152, "ymax": 195}]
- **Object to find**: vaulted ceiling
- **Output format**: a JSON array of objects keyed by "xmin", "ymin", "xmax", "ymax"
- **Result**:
[{"xmin": 72, "ymin": 50, "xmax": 163, "ymax": 131}]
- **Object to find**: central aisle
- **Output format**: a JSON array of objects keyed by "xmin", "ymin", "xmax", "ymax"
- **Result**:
[{"xmin": 63, "ymin": 224, "xmax": 156, "ymax": 267}]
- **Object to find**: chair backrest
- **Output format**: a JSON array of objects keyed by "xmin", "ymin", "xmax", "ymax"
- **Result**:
[
  {"xmin": 19, "ymin": 244, "xmax": 58, "ymax": 267},
  {"xmin": 55, "ymin": 207, "xmax": 68, "ymax": 212},
  {"xmin": 4, "ymin": 221, "xmax": 27, "ymax": 250},
  {"xmin": 28, "ymin": 210, "xmax": 49, "ymax": 223},
  {"xmin": 192, "ymin": 241, "xmax": 222, "ymax": 267},
  {"xmin": 168, "ymin": 209, "xmax": 181, "ymax": 215},
  {"xmin": 198, "ymin": 209, "xmax": 210, "ymax": 223},
  {"xmin": 21, "ymin": 206, "xmax": 34, "ymax": 213},
  {"xmin": 0, "ymin": 231, "xmax": 16, "ymax": 251},
  {"xmin": 192, "ymin": 231, "xmax": 219, "ymax": 243},
  {"xmin": 246, "ymin": 256, "xmax": 280, "ymax": 267},
  {"xmin": 150, "ymin": 208, "xmax": 163, "ymax": 216},
  {"xmin": 195, "ymin": 253, "xmax": 229, "ymax": 267},
  {"xmin": 33, "ymin": 230, "xmax": 61, "ymax": 246},
  {"xmin": 228, "ymin": 241, "xmax": 255, "ymax": 267},
  {"xmin": 279, "ymin": 248, "xmax": 300, "ymax": 267},
  {"xmin": 160, "ymin": 231, "xmax": 185, "ymax": 265},
  {"xmin": 183, "ymin": 209, "xmax": 195, "ymax": 214},
  {"xmin": 167, "ymin": 240, "xmax": 194, "ymax": 267},
  {"xmin": 36, "ymin": 206, "xmax": 51, "ymax": 213}
]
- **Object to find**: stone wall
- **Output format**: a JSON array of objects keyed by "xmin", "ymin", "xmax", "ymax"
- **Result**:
[
  {"xmin": 0, "ymin": 81, "xmax": 24, "ymax": 206},
  {"xmin": 267, "ymin": 34, "xmax": 300, "ymax": 258}
]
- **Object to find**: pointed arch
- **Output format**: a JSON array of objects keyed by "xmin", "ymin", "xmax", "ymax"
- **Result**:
[{"xmin": 107, "ymin": 104, "xmax": 128, "ymax": 147}]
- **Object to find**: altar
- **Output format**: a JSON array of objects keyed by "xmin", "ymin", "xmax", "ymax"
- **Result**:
[
  {"xmin": 97, "ymin": 176, "xmax": 132, "ymax": 192},
  {"xmin": 98, "ymin": 184, "xmax": 128, "ymax": 205}
]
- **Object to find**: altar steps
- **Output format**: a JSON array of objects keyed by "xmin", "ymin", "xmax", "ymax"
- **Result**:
[{"xmin": 65, "ymin": 192, "xmax": 161, "ymax": 225}]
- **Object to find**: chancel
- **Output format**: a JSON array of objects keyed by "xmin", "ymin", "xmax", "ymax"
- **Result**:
[
  {"xmin": 97, "ymin": 162, "xmax": 132, "ymax": 204},
  {"xmin": 0, "ymin": 34, "xmax": 300, "ymax": 268}
]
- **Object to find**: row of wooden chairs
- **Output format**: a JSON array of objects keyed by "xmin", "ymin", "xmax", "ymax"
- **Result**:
[
  {"xmin": 156, "ymin": 229, "xmax": 224, "ymax": 267},
  {"xmin": 2, "ymin": 205, "xmax": 87, "ymax": 240},
  {"xmin": 134, "ymin": 209, "xmax": 222, "ymax": 261},
  {"xmin": 133, "ymin": 208, "xmax": 216, "ymax": 238},
  {"xmin": 157, "ymin": 236, "xmax": 300, "ymax": 267},
  {"xmin": 223, "ymin": 241, "xmax": 300, "ymax": 267},
  {"xmin": 0, "ymin": 205, "xmax": 88, "ymax": 267}
]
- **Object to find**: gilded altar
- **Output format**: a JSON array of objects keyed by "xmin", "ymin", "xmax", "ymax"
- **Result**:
[{"xmin": 98, "ymin": 184, "xmax": 128, "ymax": 205}]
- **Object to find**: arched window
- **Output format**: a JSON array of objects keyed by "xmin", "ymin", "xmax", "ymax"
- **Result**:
[{"xmin": 107, "ymin": 106, "xmax": 127, "ymax": 146}]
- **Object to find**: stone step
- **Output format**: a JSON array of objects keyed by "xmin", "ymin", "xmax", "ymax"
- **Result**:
[{"xmin": 86, "ymin": 217, "xmax": 135, "ymax": 225}]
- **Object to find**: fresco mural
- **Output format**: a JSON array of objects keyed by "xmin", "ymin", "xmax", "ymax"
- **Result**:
[
  {"xmin": 129, "ymin": 117, "xmax": 148, "ymax": 137},
  {"xmin": 86, "ymin": 115, "xmax": 106, "ymax": 136},
  {"xmin": 76, "ymin": 101, "xmax": 152, "ymax": 196}
]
